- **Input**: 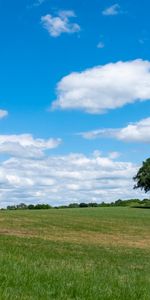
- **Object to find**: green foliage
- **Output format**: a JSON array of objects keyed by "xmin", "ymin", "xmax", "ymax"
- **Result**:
[
  {"xmin": 6, "ymin": 203, "xmax": 52, "ymax": 210},
  {"xmin": 79, "ymin": 203, "xmax": 89, "ymax": 208},
  {"xmin": 133, "ymin": 158, "xmax": 150, "ymax": 193},
  {"xmin": 33, "ymin": 204, "xmax": 52, "ymax": 210},
  {"xmin": 68, "ymin": 203, "xmax": 79, "ymax": 208},
  {"xmin": 5, "ymin": 198, "xmax": 150, "ymax": 210},
  {"xmin": 88, "ymin": 202, "xmax": 98, "ymax": 207},
  {"xmin": 16, "ymin": 203, "xmax": 28, "ymax": 210},
  {"xmin": 6, "ymin": 205, "xmax": 16, "ymax": 210}
]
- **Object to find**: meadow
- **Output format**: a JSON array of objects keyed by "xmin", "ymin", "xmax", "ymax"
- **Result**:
[{"xmin": 0, "ymin": 207, "xmax": 150, "ymax": 300}]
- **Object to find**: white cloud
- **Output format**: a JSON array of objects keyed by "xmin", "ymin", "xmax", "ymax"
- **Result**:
[
  {"xmin": 0, "ymin": 150, "xmax": 144, "ymax": 207},
  {"xmin": 80, "ymin": 117, "xmax": 150, "ymax": 143},
  {"xmin": 97, "ymin": 41, "xmax": 105, "ymax": 49},
  {"xmin": 108, "ymin": 152, "xmax": 121, "ymax": 159},
  {"xmin": 0, "ymin": 109, "xmax": 8, "ymax": 119},
  {"xmin": 33, "ymin": 0, "xmax": 45, "ymax": 6},
  {"xmin": 52, "ymin": 59, "xmax": 150, "ymax": 114},
  {"xmin": 117, "ymin": 118, "xmax": 150, "ymax": 142},
  {"xmin": 139, "ymin": 37, "xmax": 149, "ymax": 45},
  {"xmin": 27, "ymin": 0, "xmax": 45, "ymax": 8},
  {"xmin": 0, "ymin": 134, "xmax": 61, "ymax": 158},
  {"xmin": 80, "ymin": 128, "xmax": 118, "ymax": 139},
  {"xmin": 102, "ymin": 4, "xmax": 121, "ymax": 16},
  {"xmin": 41, "ymin": 10, "xmax": 80, "ymax": 37}
]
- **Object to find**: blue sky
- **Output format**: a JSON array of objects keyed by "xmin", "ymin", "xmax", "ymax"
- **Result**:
[{"xmin": 0, "ymin": 0, "xmax": 150, "ymax": 206}]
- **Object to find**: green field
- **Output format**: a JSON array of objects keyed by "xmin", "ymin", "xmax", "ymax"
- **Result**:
[{"xmin": 0, "ymin": 207, "xmax": 150, "ymax": 300}]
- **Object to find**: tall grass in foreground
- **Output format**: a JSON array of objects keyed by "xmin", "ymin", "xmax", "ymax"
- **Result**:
[{"xmin": 0, "ymin": 207, "xmax": 150, "ymax": 300}]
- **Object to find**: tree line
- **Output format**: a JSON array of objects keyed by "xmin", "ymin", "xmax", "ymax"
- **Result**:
[{"xmin": 4, "ymin": 198, "xmax": 150, "ymax": 210}]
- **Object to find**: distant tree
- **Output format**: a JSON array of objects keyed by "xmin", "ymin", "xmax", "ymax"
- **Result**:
[
  {"xmin": 28, "ymin": 204, "xmax": 35, "ymax": 210},
  {"xmin": 114, "ymin": 199, "xmax": 123, "ymax": 206},
  {"xmin": 98, "ymin": 201, "xmax": 107, "ymax": 207},
  {"xmin": 16, "ymin": 203, "xmax": 27, "ymax": 210},
  {"xmin": 34, "ymin": 204, "xmax": 52, "ymax": 209},
  {"xmin": 68, "ymin": 203, "xmax": 79, "ymax": 208},
  {"xmin": 133, "ymin": 158, "xmax": 150, "ymax": 193},
  {"xmin": 79, "ymin": 203, "xmax": 88, "ymax": 208},
  {"xmin": 140, "ymin": 198, "xmax": 150, "ymax": 207},
  {"xmin": 58, "ymin": 205, "xmax": 68, "ymax": 209},
  {"xmin": 88, "ymin": 203, "xmax": 98, "ymax": 207},
  {"xmin": 7, "ymin": 205, "xmax": 16, "ymax": 210}
]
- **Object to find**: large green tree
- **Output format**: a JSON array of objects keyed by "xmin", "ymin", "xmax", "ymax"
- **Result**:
[{"xmin": 133, "ymin": 158, "xmax": 150, "ymax": 193}]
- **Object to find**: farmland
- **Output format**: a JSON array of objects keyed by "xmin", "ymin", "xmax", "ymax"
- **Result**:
[{"xmin": 0, "ymin": 207, "xmax": 150, "ymax": 300}]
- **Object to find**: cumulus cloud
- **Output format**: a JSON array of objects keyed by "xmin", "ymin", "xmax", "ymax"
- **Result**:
[
  {"xmin": 102, "ymin": 4, "xmax": 121, "ymax": 16},
  {"xmin": 81, "ymin": 117, "xmax": 150, "ymax": 143},
  {"xmin": 97, "ymin": 41, "xmax": 105, "ymax": 49},
  {"xmin": 0, "ymin": 148, "xmax": 145, "ymax": 207},
  {"xmin": 52, "ymin": 59, "xmax": 150, "ymax": 114},
  {"xmin": 0, "ymin": 134, "xmax": 61, "ymax": 158},
  {"xmin": 0, "ymin": 109, "xmax": 8, "ymax": 119},
  {"xmin": 41, "ymin": 10, "xmax": 80, "ymax": 37}
]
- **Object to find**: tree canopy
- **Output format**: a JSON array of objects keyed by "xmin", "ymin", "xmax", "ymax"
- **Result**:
[{"xmin": 133, "ymin": 158, "xmax": 150, "ymax": 193}]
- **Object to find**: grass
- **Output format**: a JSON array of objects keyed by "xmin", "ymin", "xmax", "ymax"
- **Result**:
[{"xmin": 0, "ymin": 207, "xmax": 150, "ymax": 299}]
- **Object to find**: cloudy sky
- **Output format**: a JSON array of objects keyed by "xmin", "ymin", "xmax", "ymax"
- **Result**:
[{"xmin": 0, "ymin": 0, "xmax": 149, "ymax": 207}]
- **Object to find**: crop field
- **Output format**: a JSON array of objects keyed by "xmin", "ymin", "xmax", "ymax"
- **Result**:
[{"xmin": 0, "ymin": 207, "xmax": 150, "ymax": 300}]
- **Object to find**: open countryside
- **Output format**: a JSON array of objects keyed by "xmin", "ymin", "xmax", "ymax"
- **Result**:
[
  {"xmin": 1, "ymin": 207, "xmax": 150, "ymax": 300},
  {"xmin": 1, "ymin": 0, "xmax": 150, "ymax": 299}
]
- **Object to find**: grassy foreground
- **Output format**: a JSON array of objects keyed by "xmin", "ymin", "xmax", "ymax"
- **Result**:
[{"xmin": 0, "ymin": 207, "xmax": 150, "ymax": 300}]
